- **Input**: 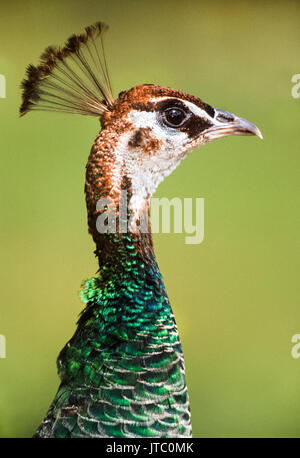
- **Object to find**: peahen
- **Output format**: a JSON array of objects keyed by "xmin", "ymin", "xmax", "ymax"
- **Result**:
[{"xmin": 20, "ymin": 22, "xmax": 262, "ymax": 438}]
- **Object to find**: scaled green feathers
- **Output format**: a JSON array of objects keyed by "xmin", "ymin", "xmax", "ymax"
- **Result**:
[{"xmin": 35, "ymin": 233, "xmax": 191, "ymax": 437}]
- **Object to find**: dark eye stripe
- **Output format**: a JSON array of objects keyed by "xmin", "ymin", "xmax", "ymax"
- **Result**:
[
  {"xmin": 131, "ymin": 97, "xmax": 213, "ymax": 138},
  {"xmin": 157, "ymin": 99, "xmax": 213, "ymax": 137},
  {"xmin": 179, "ymin": 114, "xmax": 212, "ymax": 138},
  {"xmin": 131, "ymin": 97, "xmax": 215, "ymax": 119},
  {"xmin": 202, "ymin": 102, "xmax": 215, "ymax": 118}
]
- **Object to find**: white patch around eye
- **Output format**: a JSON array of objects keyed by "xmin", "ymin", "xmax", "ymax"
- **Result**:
[
  {"xmin": 125, "ymin": 109, "xmax": 193, "ymax": 216},
  {"xmin": 180, "ymin": 100, "xmax": 213, "ymax": 120},
  {"xmin": 149, "ymin": 96, "xmax": 223, "ymax": 126},
  {"xmin": 127, "ymin": 109, "xmax": 189, "ymax": 145}
]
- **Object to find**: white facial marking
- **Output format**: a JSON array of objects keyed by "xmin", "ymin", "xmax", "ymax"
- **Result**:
[
  {"xmin": 149, "ymin": 96, "xmax": 219, "ymax": 125},
  {"xmin": 110, "ymin": 97, "xmax": 219, "ymax": 219},
  {"xmin": 122, "ymin": 109, "xmax": 190, "ymax": 216},
  {"xmin": 128, "ymin": 109, "xmax": 188, "ymax": 144}
]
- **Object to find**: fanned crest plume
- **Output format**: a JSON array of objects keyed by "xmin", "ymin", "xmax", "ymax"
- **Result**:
[{"xmin": 20, "ymin": 22, "xmax": 114, "ymax": 116}]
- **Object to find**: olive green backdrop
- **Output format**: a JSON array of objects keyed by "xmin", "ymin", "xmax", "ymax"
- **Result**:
[{"xmin": 0, "ymin": 0, "xmax": 300, "ymax": 438}]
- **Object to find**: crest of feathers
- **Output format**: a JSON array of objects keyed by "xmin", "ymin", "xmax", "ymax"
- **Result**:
[{"xmin": 20, "ymin": 22, "xmax": 114, "ymax": 117}]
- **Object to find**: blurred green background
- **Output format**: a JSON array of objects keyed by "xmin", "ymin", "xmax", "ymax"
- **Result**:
[{"xmin": 0, "ymin": 0, "xmax": 300, "ymax": 438}]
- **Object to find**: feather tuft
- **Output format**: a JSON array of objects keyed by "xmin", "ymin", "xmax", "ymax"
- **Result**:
[{"xmin": 20, "ymin": 22, "xmax": 114, "ymax": 117}]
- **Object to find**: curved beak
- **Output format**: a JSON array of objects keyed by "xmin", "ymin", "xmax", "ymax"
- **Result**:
[{"xmin": 204, "ymin": 108, "xmax": 263, "ymax": 141}]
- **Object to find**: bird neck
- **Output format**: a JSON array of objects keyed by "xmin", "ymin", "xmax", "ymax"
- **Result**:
[
  {"xmin": 85, "ymin": 127, "xmax": 156, "ymax": 275},
  {"xmin": 77, "ymin": 128, "xmax": 175, "ymax": 341},
  {"xmin": 57, "ymin": 127, "xmax": 187, "ymax": 419}
]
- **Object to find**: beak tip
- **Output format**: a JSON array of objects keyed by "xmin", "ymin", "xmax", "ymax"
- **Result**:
[
  {"xmin": 251, "ymin": 123, "xmax": 263, "ymax": 140},
  {"xmin": 239, "ymin": 117, "xmax": 263, "ymax": 140},
  {"xmin": 255, "ymin": 128, "xmax": 263, "ymax": 140}
]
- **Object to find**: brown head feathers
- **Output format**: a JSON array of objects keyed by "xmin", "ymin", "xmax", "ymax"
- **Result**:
[{"xmin": 20, "ymin": 22, "xmax": 114, "ymax": 116}]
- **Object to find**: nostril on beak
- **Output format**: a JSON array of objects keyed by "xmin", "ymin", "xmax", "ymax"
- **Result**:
[{"xmin": 215, "ymin": 109, "xmax": 235, "ymax": 123}]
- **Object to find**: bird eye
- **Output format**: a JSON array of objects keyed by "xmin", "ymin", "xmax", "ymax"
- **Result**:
[{"xmin": 162, "ymin": 107, "xmax": 187, "ymax": 128}]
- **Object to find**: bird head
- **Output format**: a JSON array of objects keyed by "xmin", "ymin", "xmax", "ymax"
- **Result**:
[
  {"xmin": 20, "ymin": 22, "xmax": 262, "ymax": 233},
  {"xmin": 98, "ymin": 84, "xmax": 262, "ymax": 214}
]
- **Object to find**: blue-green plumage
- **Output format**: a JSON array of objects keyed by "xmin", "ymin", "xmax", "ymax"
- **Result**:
[{"xmin": 35, "ymin": 233, "xmax": 191, "ymax": 437}]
